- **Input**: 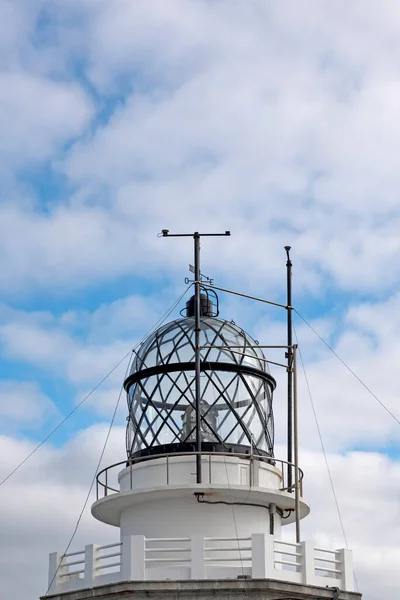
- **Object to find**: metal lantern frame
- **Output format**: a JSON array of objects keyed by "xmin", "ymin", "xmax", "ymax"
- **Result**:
[{"xmin": 124, "ymin": 316, "xmax": 276, "ymax": 460}]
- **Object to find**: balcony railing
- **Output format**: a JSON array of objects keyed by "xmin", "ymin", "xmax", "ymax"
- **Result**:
[
  {"xmin": 46, "ymin": 534, "xmax": 354, "ymax": 595},
  {"xmin": 95, "ymin": 451, "xmax": 304, "ymax": 500}
]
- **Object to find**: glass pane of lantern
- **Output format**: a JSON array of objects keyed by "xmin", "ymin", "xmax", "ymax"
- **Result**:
[{"xmin": 125, "ymin": 317, "xmax": 275, "ymax": 459}]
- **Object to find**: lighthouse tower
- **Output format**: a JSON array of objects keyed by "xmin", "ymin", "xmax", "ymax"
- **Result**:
[
  {"xmin": 93, "ymin": 293, "xmax": 309, "ymax": 546},
  {"xmin": 43, "ymin": 248, "xmax": 360, "ymax": 599}
]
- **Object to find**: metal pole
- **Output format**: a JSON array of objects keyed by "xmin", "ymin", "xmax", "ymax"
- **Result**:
[
  {"xmin": 200, "ymin": 282, "xmax": 288, "ymax": 309},
  {"xmin": 293, "ymin": 344, "xmax": 301, "ymax": 543},
  {"xmin": 285, "ymin": 246, "xmax": 293, "ymax": 491},
  {"xmin": 194, "ymin": 232, "xmax": 202, "ymax": 484},
  {"xmin": 160, "ymin": 228, "xmax": 230, "ymax": 485}
]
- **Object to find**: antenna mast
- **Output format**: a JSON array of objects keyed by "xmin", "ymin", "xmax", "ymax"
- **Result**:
[
  {"xmin": 285, "ymin": 246, "xmax": 293, "ymax": 491},
  {"xmin": 161, "ymin": 229, "xmax": 231, "ymax": 483}
]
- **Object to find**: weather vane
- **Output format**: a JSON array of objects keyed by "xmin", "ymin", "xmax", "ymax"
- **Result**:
[{"xmin": 186, "ymin": 264, "xmax": 214, "ymax": 285}]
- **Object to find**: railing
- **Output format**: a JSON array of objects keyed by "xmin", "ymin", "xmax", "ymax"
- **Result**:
[
  {"xmin": 95, "ymin": 451, "xmax": 304, "ymax": 500},
  {"xmin": 204, "ymin": 536, "xmax": 252, "ymax": 566},
  {"xmin": 47, "ymin": 542, "xmax": 122, "ymax": 594},
  {"xmin": 274, "ymin": 539, "xmax": 302, "ymax": 571},
  {"xmin": 314, "ymin": 546, "xmax": 343, "ymax": 578},
  {"xmin": 46, "ymin": 534, "xmax": 354, "ymax": 594},
  {"xmin": 58, "ymin": 548, "xmax": 85, "ymax": 579},
  {"xmin": 145, "ymin": 537, "xmax": 191, "ymax": 569}
]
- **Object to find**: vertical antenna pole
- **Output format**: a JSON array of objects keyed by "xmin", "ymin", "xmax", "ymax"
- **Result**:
[
  {"xmin": 194, "ymin": 232, "xmax": 202, "ymax": 484},
  {"xmin": 285, "ymin": 246, "xmax": 293, "ymax": 491},
  {"xmin": 293, "ymin": 343, "xmax": 301, "ymax": 543},
  {"xmin": 160, "ymin": 228, "xmax": 231, "ymax": 486}
]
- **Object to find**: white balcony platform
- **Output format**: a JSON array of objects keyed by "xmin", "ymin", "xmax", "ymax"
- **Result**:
[{"xmin": 92, "ymin": 452, "xmax": 310, "ymax": 529}]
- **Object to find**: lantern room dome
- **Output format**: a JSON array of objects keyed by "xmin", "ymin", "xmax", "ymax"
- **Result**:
[
  {"xmin": 124, "ymin": 313, "xmax": 276, "ymax": 461},
  {"xmin": 128, "ymin": 317, "xmax": 273, "ymax": 374}
]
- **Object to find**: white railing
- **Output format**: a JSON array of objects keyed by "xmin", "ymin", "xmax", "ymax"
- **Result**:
[
  {"xmin": 95, "ymin": 451, "xmax": 304, "ymax": 500},
  {"xmin": 47, "ymin": 534, "xmax": 354, "ymax": 594},
  {"xmin": 47, "ymin": 542, "xmax": 122, "ymax": 594}
]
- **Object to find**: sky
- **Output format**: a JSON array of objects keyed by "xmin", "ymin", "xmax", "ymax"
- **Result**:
[{"xmin": 0, "ymin": 1, "xmax": 400, "ymax": 598}]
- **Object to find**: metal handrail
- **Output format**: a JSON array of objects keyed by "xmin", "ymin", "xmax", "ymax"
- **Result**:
[{"xmin": 95, "ymin": 451, "xmax": 304, "ymax": 500}]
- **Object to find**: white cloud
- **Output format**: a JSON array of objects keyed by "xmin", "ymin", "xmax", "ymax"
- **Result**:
[
  {"xmin": 56, "ymin": 0, "xmax": 400, "ymax": 295},
  {"xmin": 0, "ymin": 380, "xmax": 58, "ymax": 431},
  {"xmin": 0, "ymin": 0, "xmax": 399, "ymax": 297},
  {"xmin": 297, "ymin": 449, "xmax": 400, "ymax": 599},
  {"xmin": 0, "ymin": 305, "xmax": 131, "ymax": 386},
  {"xmin": 0, "ymin": 289, "xmax": 185, "ymax": 401},
  {"xmin": 0, "ymin": 425, "xmax": 124, "ymax": 600},
  {"xmin": 0, "ymin": 72, "xmax": 93, "ymax": 170}
]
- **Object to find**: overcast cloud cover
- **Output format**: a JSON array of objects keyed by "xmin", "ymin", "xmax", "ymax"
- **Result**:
[{"xmin": 0, "ymin": 1, "xmax": 400, "ymax": 598}]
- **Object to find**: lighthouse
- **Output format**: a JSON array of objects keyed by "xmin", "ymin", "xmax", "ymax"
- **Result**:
[
  {"xmin": 93, "ymin": 292, "xmax": 309, "ymax": 544},
  {"xmin": 43, "ymin": 237, "xmax": 361, "ymax": 600}
]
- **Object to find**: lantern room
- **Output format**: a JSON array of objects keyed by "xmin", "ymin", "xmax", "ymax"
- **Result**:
[{"xmin": 124, "ymin": 293, "xmax": 276, "ymax": 461}]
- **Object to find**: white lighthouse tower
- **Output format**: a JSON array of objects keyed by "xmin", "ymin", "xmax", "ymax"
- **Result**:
[
  {"xmin": 43, "ymin": 237, "xmax": 360, "ymax": 600},
  {"xmin": 93, "ymin": 296, "xmax": 309, "ymax": 546}
]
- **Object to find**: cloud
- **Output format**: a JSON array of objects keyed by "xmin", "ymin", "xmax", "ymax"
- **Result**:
[
  {"xmin": 0, "ymin": 425, "xmax": 124, "ymax": 600},
  {"xmin": 0, "ymin": 380, "xmax": 58, "ymax": 432},
  {"xmin": 296, "ymin": 448, "xmax": 400, "ymax": 599},
  {"xmin": 2, "ymin": 1, "xmax": 400, "ymax": 296},
  {"xmin": 0, "ymin": 72, "xmax": 93, "ymax": 170},
  {"xmin": 0, "ymin": 308, "xmax": 130, "ymax": 389},
  {"xmin": 0, "ymin": 291, "xmax": 177, "ymax": 383}
]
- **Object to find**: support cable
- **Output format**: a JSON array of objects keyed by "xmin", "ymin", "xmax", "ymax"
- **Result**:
[
  {"xmin": 46, "ymin": 354, "xmax": 133, "ymax": 595},
  {"xmin": 0, "ymin": 285, "xmax": 192, "ymax": 489},
  {"xmin": 0, "ymin": 351, "xmax": 131, "ymax": 488},
  {"xmin": 293, "ymin": 324, "xmax": 359, "ymax": 593},
  {"xmin": 295, "ymin": 309, "xmax": 400, "ymax": 428},
  {"xmin": 45, "ymin": 285, "xmax": 192, "ymax": 594}
]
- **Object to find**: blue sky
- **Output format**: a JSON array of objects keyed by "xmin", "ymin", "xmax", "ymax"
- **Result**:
[{"xmin": 1, "ymin": 1, "xmax": 400, "ymax": 599}]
